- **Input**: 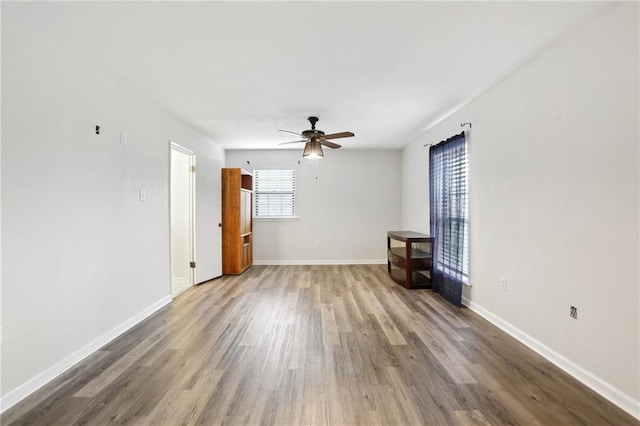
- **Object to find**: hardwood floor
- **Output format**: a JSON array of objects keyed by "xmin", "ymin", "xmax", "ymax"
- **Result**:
[{"xmin": 3, "ymin": 265, "xmax": 637, "ymax": 425}]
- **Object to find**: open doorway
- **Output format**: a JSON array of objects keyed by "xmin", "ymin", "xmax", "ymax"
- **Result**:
[{"xmin": 170, "ymin": 142, "xmax": 196, "ymax": 298}]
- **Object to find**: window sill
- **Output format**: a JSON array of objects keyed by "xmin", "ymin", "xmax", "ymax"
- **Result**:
[{"xmin": 254, "ymin": 216, "xmax": 300, "ymax": 222}]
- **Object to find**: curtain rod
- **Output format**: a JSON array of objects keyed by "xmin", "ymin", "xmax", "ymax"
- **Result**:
[{"xmin": 424, "ymin": 123, "xmax": 471, "ymax": 147}]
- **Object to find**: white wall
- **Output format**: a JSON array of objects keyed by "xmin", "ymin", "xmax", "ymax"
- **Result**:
[
  {"xmin": 1, "ymin": 5, "xmax": 224, "ymax": 407},
  {"xmin": 226, "ymin": 149, "xmax": 401, "ymax": 263},
  {"xmin": 401, "ymin": 3, "xmax": 639, "ymax": 416}
]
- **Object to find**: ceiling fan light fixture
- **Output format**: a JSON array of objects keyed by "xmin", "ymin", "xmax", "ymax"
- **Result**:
[{"xmin": 303, "ymin": 140, "xmax": 324, "ymax": 159}]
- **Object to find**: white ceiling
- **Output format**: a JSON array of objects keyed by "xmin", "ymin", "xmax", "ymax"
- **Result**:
[{"xmin": 10, "ymin": 1, "xmax": 612, "ymax": 150}]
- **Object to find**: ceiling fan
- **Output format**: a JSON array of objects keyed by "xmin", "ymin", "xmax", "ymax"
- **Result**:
[{"xmin": 279, "ymin": 116, "xmax": 355, "ymax": 158}]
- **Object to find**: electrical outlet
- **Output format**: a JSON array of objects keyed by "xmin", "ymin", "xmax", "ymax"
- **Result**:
[
  {"xmin": 139, "ymin": 190, "xmax": 146, "ymax": 201},
  {"xmin": 570, "ymin": 306, "xmax": 578, "ymax": 319},
  {"xmin": 499, "ymin": 277, "xmax": 507, "ymax": 291},
  {"xmin": 315, "ymin": 240, "xmax": 320, "ymax": 247}
]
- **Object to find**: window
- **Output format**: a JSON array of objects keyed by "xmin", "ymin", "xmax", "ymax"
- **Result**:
[
  {"xmin": 429, "ymin": 132, "xmax": 468, "ymax": 306},
  {"xmin": 253, "ymin": 169, "xmax": 296, "ymax": 218}
]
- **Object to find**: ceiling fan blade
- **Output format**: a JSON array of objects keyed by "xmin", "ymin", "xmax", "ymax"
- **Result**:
[
  {"xmin": 278, "ymin": 140, "xmax": 307, "ymax": 145},
  {"xmin": 320, "ymin": 140, "xmax": 342, "ymax": 149},
  {"xmin": 278, "ymin": 129, "xmax": 302, "ymax": 137},
  {"xmin": 321, "ymin": 131, "xmax": 354, "ymax": 140}
]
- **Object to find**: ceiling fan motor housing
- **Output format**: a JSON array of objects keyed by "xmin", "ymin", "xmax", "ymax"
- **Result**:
[
  {"xmin": 302, "ymin": 116, "xmax": 324, "ymax": 138},
  {"xmin": 302, "ymin": 129, "xmax": 325, "ymax": 138}
]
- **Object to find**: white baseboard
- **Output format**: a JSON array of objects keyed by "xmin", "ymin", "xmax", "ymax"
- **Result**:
[
  {"xmin": 468, "ymin": 301, "xmax": 640, "ymax": 420},
  {"xmin": 461, "ymin": 295, "xmax": 472, "ymax": 307},
  {"xmin": 0, "ymin": 295, "xmax": 172, "ymax": 414},
  {"xmin": 253, "ymin": 259, "xmax": 387, "ymax": 266}
]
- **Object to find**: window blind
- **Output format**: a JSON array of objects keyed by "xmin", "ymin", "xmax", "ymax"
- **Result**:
[
  {"xmin": 253, "ymin": 169, "xmax": 296, "ymax": 217},
  {"xmin": 430, "ymin": 143, "xmax": 469, "ymax": 282}
]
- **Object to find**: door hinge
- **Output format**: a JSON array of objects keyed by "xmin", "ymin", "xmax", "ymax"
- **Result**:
[
  {"xmin": 190, "ymin": 165, "xmax": 196, "ymax": 172},
  {"xmin": 190, "ymin": 261, "xmax": 196, "ymax": 268}
]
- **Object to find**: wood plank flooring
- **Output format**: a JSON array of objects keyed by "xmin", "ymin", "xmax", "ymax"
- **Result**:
[{"xmin": 3, "ymin": 265, "xmax": 638, "ymax": 425}]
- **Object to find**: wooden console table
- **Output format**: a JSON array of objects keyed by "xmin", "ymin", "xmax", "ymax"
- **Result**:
[{"xmin": 387, "ymin": 231, "xmax": 434, "ymax": 289}]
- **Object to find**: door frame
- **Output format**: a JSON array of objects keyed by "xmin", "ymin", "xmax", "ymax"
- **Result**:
[{"xmin": 169, "ymin": 141, "xmax": 196, "ymax": 297}]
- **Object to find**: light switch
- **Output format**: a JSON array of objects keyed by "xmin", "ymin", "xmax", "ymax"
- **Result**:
[{"xmin": 139, "ymin": 190, "xmax": 146, "ymax": 201}]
